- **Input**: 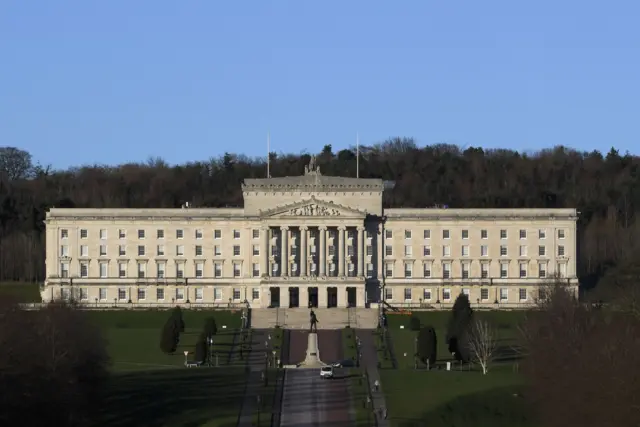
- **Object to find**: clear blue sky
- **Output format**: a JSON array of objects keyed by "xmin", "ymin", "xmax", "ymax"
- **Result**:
[{"xmin": 1, "ymin": 0, "xmax": 639, "ymax": 169}]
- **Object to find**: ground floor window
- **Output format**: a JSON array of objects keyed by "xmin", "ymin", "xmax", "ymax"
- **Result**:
[
  {"xmin": 61, "ymin": 288, "xmax": 70, "ymax": 300},
  {"xmin": 500, "ymin": 288, "xmax": 508, "ymax": 301},
  {"xmin": 79, "ymin": 288, "xmax": 88, "ymax": 300},
  {"xmin": 384, "ymin": 287, "xmax": 393, "ymax": 300},
  {"xmin": 252, "ymin": 288, "xmax": 260, "ymax": 300},
  {"xmin": 233, "ymin": 288, "xmax": 241, "ymax": 300},
  {"xmin": 175, "ymin": 288, "xmax": 184, "ymax": 301},
  {"xmin": 137, "ymin": 288, "xmax": 146, "ymax": 300},
  {"xmin": 156, "ymin": 288, "xmax": 165, "ymax": 300},
  {"xmin": 99, "ymin": 288, "xmax": 107, "ymax": 300},
  {"xmin": 118, "ymin": 288, "xmax": 127, "ymax": 301},
  {"xmin": 443, "ymin": 288, "xmax": 451, "ymax": 301},
  {"xmin": 480, "ymin": 288, "xmax": 489, "ymax": 301},
  {"xmin": 423, "ymin": 289, "xmax": 431, "ymax": 301},
  {"xmin": 519, "ymin": 288, "xmax": 527, "ymax": 301},
  {"xmin": 195, "ymin": 288, "xmax": 203, "ymax": 300},
  {"xmin": 404, "ymin": 288, "xmax": 412, "ymax": 301},
  {"xmin": 214, "ymin": 288, "xmax": 222, "ymax": 300}
]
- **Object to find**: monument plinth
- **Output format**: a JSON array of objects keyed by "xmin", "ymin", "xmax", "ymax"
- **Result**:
[{"xmin": 297, "ymin": 332, "xmax": 327, "ymax": 368}]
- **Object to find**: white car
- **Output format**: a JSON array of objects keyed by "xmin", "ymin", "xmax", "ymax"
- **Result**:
[{"xmin": 320, "ymin": 366, "xmax": 334, "ymax": 379}]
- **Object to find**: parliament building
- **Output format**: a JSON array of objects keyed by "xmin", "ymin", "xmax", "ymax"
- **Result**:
[{"xmin": 42, "ymin": 159, "xmax": 579, "ymax": 309}]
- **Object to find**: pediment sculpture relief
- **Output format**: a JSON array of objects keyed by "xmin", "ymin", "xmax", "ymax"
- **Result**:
[{"xmin": 287, "ymin": 203, "xmax": 341, "ymax": 216}]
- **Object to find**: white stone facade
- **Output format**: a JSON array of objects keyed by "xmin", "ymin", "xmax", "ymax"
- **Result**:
[{"xmin": 42, "ymin": 161, "xmax": 578, "ymax": 309}]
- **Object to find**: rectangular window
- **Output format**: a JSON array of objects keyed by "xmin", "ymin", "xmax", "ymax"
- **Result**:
[
  {"xmin": 60, "ymin": 245, "xmax": 69, "ymax": 257},
  {"xmin": 366, "ymin": 263, "xmax": 373, "ymax": 277},
  {"xmin": 423, "ymin": 229, "xmax": 431, "ymax": 239},
  {"xmin": 157, "ymin": 245, "xmax": 165, "ymax": 256},
  {"xmin": 195, "ymin": 262, "xmax": 204, "ymax": 278},
  {"xmin": 462, "ymin": 288, "xmax": 470, "ymax": 297},
  {"xmin": 481, "ymin": 263, "xmax": 489, "ymax": 279},
  {"xmin": 137, "ymin": 262, "xmax": 146, "ymax": 278},
  {"xmin": 442, "ymin": 230, "xmax": 450, "ymax": 239},
  {"xmin": 214, "ymin": 245, "xmax": 222, "ymax": 256},
  {"xmin": 385, "ymin": 246, "xmax": 393, "ymax": 256},
  {"xmin": 61, "ymin": 229, "xmax": 69, "ymax": 239},
  {"xmin": 119, "ymin": 229, "xmax": 126, "ymax": 239},
  {"xmin": 423, "ymin": 262, "xmax": 431, "ymax": 278},
  {"xmin": 461, "ymin": 229, "xmax": 469, "ymax": 239},
  {"xmin": 99, "ymin": 229, "xmax": 107, "ymax": 239},
  {"xmin": 461, "ymin": 245, "xmax": 469, "ymax": 257},
  {"xmin": 252, "ymin": 263, "xmax": 260, "ymax": 277},
  {"xmin": 195, "ymin": 288, "xmax": 203, "ymax": 300},
  {"xmin": 80, "ymin": 245, "xmax": 88, "ymax": 257},
  {"xmin": 214, "ymin": 230, "xmax": 222, "ymax": 239},
  {"xmin": 175, "ymin": 288, "xmax": 184, "ymax": 300},
  {"xmin": 214, "ymin": 288, "xmax": 222, "ymax": 300},
  {"xmin": 481, "ymin": 245, "xmax": 488, "ymax": 257},
  {"xmin": 519, "ymin": 229, "xmax": 527, "ymax": 239},
  {"xmin": 80, "ymin": 229, "xmax": 88, "ymax": 239},
  {"xmin": 233, "ymin": 263, "xmax": 241, "ymax": 277},
  {"xmin": 500, "ymin": 263, "xmax": 508, "ymax": 278},
  {"xmin": 404, "ymin": 288, "xmax": 412, "ymax": 300},
  {"xmin": 176, "ymin": 229, "xmax": 184, "ymax": 239},
  {"xmin": 538, "ymin": 245, "xmax": 546, "ymax": 256},
  {"xmin": 481, "ymin": 229, "xmax": 488, "ymax": 239},
  {"xmin": 539, "ymin": 229, "xmax": 546, "ymax": 239},
  {"xmin": 519, "ymin": 245, "xmax": 527, "ymax": 257},
  {"xmin": 519, "ymin": 262, "xmax": 527, "ymax": 278},
  {"xmin": 385, "ymin": 230, "xmax": 393, "ymax": 239},
  {"xmin": 423, "ymin": 245, "xmax": 431, "ymax": 256},
  {"xmin": 119, "ymin": 245, "xmax": 126, "ymax": 256},
  {"xmin": 558, "ymin": 245, "xmax": 565, "ymax": 256},
  {"xmin": 443, "ymin": 288, "xmax": 451, "ymax": 301},
  {"xmin": 99, "ymin": 245, "xmax": 107, "ymax": 256},
  {"xmin": 558, "ymin": 229, "xmax": 565, "ymax": 239},
  {"xmin": 557, "ymin": 262, "xmax": 567, "ymax": 278},
  {"xmin": 500, "ymin": 229, "xmax": 507, "ymax": 239},
  {"xmin": 157, "ymin": 229, "xmax": 164, "ymax": 239},
  {"xmin": 538, "ymin": 263, "xmax": 547, "ymax": 278},
  {"xmin": 176, "ymin": 245, "xmax": 184, "ymax": 256},
  {"xmin": 384, "ymin": 287, "xmax": 393, "ymax": 300},
  {"xmin": 157, "ymin": 262, "xmax": 165, "ymax": 278},
  {"xmin": 214, "ymin": 263, "xmax": 222, "ymax": 278},
  {"xmin": 138, "ymin": 245, "xmax": 146, "ymax": 256},
  {"xmin": 252, "ymin": 288, "xmax": 260, "ymax": 300},
  {"xmin": 80, "ymin": 262, "xmax": 88, "ymax": 278},
  {"xmin": 385, "ymin": 263, "xmax": 394, "ymax": 278},
  {"xmin": 233, "ymin": 230, "xmax": 241, "ymax": 239},
  {"xmin": 195, "ymin": 229, "xmax": 203, "ymax": 239},
  {"xmin": 404, "ymin": 262, "xmax": 412, "ymax": 278},
  {"xmin": 176, "ymin": 264, "xmax": 184, "ymax": 279},
  {"xmin": 118, "ymin": 263, "xmax": 126, "ymax": 278},
  {"xmin": 481, "ymin": 288, "xmax": 489, "ymax": 301},
  {"xmin": 443, "ymin": 245, "xmax": 451, "ymax": 257},
  {"xmin": 519, "ymin": 288, "xmax": 527, "ymax": 301},
  {"xmin": 461, "ymin": 263, "xmax": 469, "ymax": 279},
  {"xmin": 118, "ymin": 288, "xmax": 127, "ymax": 300},
  {"xmin": 99, "ymin": 288, "xmax": 107, "ymax": 300},
  {"xmin": 404, "ymin": 230, "xmax": 412, "ymax": 239},
  {"xmin": 137, "ymin": 288, "xmax": 146, "ymax": 300},
  {"xmin": 443, "ymin": 262, "xmax": 451, "ymax": 279},
  {"xmin": 79, "ymin": 288, "xmax": 88, "ymax": 300},
  {"xmin": 253, "ymin": 245, "xmax": 260, "ymax": 256},
  {"xmin": 423, "ymin": 289, "xmax": 432, "ymax": 301},
  {"xmin": 195, "ymin": 245, "xmax": 203, "ymax": 256},
  {"xmin": 500, "ymin": 288, "xmax": 508, "ymax": 301},
  {"xmin": 157, "ymin": 288, "xmax": 165, "ymax": 300},
  {"xmin": 500, "ymin": 245, "xmax": 508, "ymax": 256},
  {"xmin": 233, "ymin": 245, "xmax": 241, "ymax": 256},
  {"xmin": 404, "ymin": 245, "xmax": 412, "ymax": 257},
  {"xmin": 366, "ymin": 245, "xmax": 373, "ymax": 256},
  {"xmin": 138, "ymin": 229, "xmax": 145, "ymax": 239},
  {"xmin": 253, "ymin": 229, "xmax": 260, "ymax": 239},
  {"xmin": 233, "ymin": 288, "xmax": 241, "ymax": 300},
  {"xmin": 99, "ymin": 262, "xmax": 108, "ymax": 278}
]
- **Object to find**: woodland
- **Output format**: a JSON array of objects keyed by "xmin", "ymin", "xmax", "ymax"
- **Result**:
[{"xmin": 1, "ymin": 139, "xmax": 639, "ymax": 300}]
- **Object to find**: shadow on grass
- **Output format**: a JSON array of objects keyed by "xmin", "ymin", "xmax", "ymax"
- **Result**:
[
  {"xmin": 396, "ymin": 386, "xmax": 535, "ymax": 427},
  {"xmin": 93, "ymin": 368, "xmax": 246, "ymax": 427}
]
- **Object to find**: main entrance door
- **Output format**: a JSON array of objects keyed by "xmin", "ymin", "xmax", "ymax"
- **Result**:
[
  {"xmin": 327, "ymin": 287, "xmax": 338, "ymax": 308},
  {"xmin": 347, "ymin": 287, "xmax": 357, "ymax": 308},
  {"xmin": 289, "ymin": 287, "xmax": 299, "ymax": 308},
  {"xmin": 269, "ymin": 287, "xmax": 280, "ymax": 308},
  {"xmin": 308, "ymin": 287, "xmax": 318, "ymax": 308}
]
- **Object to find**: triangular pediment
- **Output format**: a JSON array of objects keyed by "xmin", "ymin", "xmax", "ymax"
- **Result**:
[{"xmin": 259, "ymin": 197, "xmax": 366, "ymax": 218}]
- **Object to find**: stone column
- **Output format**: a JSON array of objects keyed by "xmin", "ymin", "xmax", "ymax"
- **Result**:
[
  {"xmin": 319, "ymin": 226, "xmax": 327, "ymax": 276},
  {"xmin": 280, "ymin": 226, "xmax": 288, "ymax": 277},
  {"xmin": 357, "ymin": 226, "xmax": 365, "ymax": 277},
  {"xmin": 260, "ymin": 226, "xmax": 269, "ymax": 277},
  {"xmin": 300, "ymin": 226, "xmax": 308, "ymax": 276},
  {"xmin": 338, "ymin": 226, "xmax": 346, "ymax": 277}
]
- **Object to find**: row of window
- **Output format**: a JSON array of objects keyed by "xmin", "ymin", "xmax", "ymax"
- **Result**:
[
  {"xmin": 61, "ymin": 287, "xmax": 254, "ymax": 302},
  {"xmin": 387, "ymin": 261, "xmax": 567, "ymax": 279},
  {"xmin": 384, "ymin": 287, "xmax": 536, "ymax": 302},
  {"xmin": 62, "ymin": 228, "xmax": 254, "ymax": 240},
  {"xmin": 387, "ymin": 228, "xmax": 566, "ymax": 240},
  {"xmin": 62, "ymin": 244, "xmax": 253, "ymax": 258},
  {"xmin": 388, "ymin": 244, "xmax": 567, "ymax": 258}
]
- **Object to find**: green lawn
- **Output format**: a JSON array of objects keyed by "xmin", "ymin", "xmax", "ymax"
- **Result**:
[
  {"xmin": 350, "ymin": 368, "xmax": 377, "ymax": 426},
  {"xmin": 342, "ymin": 327, "xmax": 358, "ymax": 364},
  {"xmin": 253, "ymin": 369, "xmax": 280, "ymax": 426},
  {"xmin": 94, "ymin": 367, "xmax": 247, "ymax": 427},
  {"xmin": 0, "ymin": 281, "xmax": 41, "ymax": 302},
  {"xmin": 386, "ymin": 311, "xmax": 526, "ymax": 369},
  {"xmin": 381, "ymin": 370, "xmax": 534, "ymax": 427},
  {"xmin": 86, "ymin": 310, "xmax": 243, "ymax": 372}
]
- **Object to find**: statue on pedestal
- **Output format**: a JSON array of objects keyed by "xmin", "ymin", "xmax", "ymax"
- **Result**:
[{"xmin": 310, "ymin": 309, "xmax": 318, "ymax": 332}]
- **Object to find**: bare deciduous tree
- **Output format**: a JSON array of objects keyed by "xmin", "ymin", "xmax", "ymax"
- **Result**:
[{"xmin": 468, "ymin": 319, "xmax": 497, "ymax": 375}]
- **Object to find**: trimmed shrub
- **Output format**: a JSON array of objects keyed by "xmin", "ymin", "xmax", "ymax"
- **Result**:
[
  {"xmin": 194, "ymin": 332, "xmax": 208, "ymax": 363},
  {"xmin": 171, "ymin": 306, "xmax": 186, "ymax": 332},
  {"xmin": 159, "ymin": 320, "xmax": 178, "ymax": 354},
  {"xmin": 417, "ymin": 326, "xmax": 437, "ymax": 367},
  {"xmin": 204, "ymin": 317, "xmax": 217, "ymax": 338},
  {"xmin": 446, "ymin": 294, "xmax": 473, "ymax": 361},
  {"xmin": 409, "ymin": 315, "xmax": 421, "ymax": 331}
]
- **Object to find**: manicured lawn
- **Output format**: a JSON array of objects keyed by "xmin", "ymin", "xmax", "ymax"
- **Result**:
[
  {"xmin": 381, "ymin": 370, "xmax": 534, "ymax": 427},
  {"xmin": 93, "ymin": 367, "xmax": 247, "ymax": 427},
  {"xmin": 86, "ymin": 310, "xmax": 242, "ymax": 372},
  {"xmin": 386, "ymin": 311, "xmax": 526, "ymax": 369},
  {"xmin": 342, "ymin": 327, "xmax": 358, "ymax": 364},
  {"xmin": 253, "ymin": 369, "xmax": 280, "ymax": 426},
  {"xmin": 0, "ymin": 281, "xmax": 41, "ymax": 302},
  {"xmin": 350, "ymin": 368, "xmax": 377, "ymax": 426}
]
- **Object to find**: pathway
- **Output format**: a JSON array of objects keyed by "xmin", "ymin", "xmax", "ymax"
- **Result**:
[
  {"xmin": 356, "ymin": 329, "xmax": 391, "ymax": 427},
  {"xmin": 236, "ymin": 329, "xmax": 267, "ymax": 427}
]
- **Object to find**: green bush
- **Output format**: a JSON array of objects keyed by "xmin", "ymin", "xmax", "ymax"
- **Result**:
[
  {"xmin": 171, "ymin": 306, "xmax": 186, "ymax": 332},
  {"xmin": 194, "ymin": 332, "xmax": 208, "ymax": 363},
  {"xmin": 203, "ymin": 317, "xmax": 217, "ymax": 338},
  {"xmin": 159, "ymin": 319, "xmax": 178, "ymax": 354},
  {"xmin": 417, "ymin": 326, "xmax": 437, "ymax": 367},
  {"xmin": 446, "ymin": 294, "xmax": 473, "ymax": 362}
]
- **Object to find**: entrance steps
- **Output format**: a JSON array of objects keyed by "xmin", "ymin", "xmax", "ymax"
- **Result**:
[{"xmin": 250, "ymin": 308, "xmax": 379, "ymax": 329}]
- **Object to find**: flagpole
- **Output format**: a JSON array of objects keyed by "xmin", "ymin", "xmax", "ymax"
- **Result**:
[
  {"xmin": 356, "ymin": 132, "xmax": 360, "ymax": 178},
  {"xmin": 267, "ymin": 131, "xmax": 270, "ymax": 178}
]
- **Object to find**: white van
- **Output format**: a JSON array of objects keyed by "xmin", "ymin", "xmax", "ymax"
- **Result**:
[{"xmin": 320, "ymin": 366, "xmax": 334, "ymax": 379}]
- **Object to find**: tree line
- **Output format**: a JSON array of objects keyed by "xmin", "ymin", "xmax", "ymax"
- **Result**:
[{"xmin": 2, "ymin": 141, "xmax": 640, "ymax": 297}]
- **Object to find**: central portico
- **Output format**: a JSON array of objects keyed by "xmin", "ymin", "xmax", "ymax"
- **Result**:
[{"xmin": 243, "ymin": 158, "xmax": 385, "ymax": 309}]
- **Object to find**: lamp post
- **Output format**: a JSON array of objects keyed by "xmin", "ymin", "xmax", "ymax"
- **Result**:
[
  {"xmin": 207, "ymin": 337, "xmax": 214, "ymax": 366},
  {"xmin": 183, "ymin": 350, "xmax": 189, "ymax": 366},
  {"xmin": 272, "ymin": 350, "xmax": 276, "ymax": 368}
]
